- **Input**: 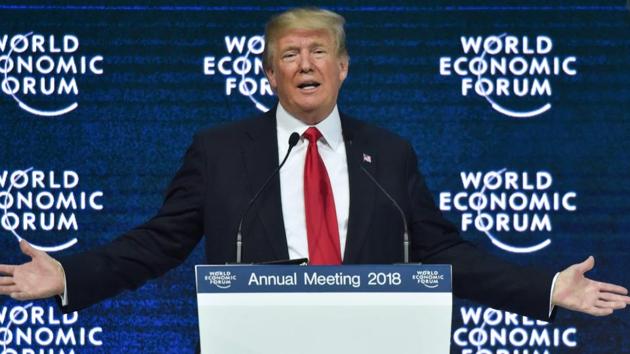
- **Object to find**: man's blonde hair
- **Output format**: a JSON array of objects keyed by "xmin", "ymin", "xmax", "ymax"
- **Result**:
[{"xmin": 263, "ymin": 7, "xmax": 348, "ymax": 70}]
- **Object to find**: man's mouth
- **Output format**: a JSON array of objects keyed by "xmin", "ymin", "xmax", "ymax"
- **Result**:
[{"xmin": 297, "ymin": 81, "xmax": 321, "ymax": 91}]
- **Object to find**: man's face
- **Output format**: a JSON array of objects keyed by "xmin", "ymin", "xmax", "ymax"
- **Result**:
[{"xmin": 265, "ymin": 28, "xmax": 348, "ymax": 124}]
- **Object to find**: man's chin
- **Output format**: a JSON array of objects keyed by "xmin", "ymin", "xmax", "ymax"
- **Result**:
[{"xmin": 286, "ymin": 105, "xmax": 330, "ymax": 124}]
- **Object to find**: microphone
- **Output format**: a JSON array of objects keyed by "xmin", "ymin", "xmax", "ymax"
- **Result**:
[
  {"xmin": 235, "ymin": 132, "xmax": 300, "ymax": 263},
  {"xmin": 360, "ymin": 164, "xmax": 410, "ymax": 264}
]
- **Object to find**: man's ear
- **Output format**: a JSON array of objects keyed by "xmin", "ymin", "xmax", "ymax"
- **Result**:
[
  {"xmin": 265, "ymin": 66, "xmax": 277, "ymax": 89},
  {"xmin": 339, "ymin": 56, "xmax": 349, "ymax": 81}
]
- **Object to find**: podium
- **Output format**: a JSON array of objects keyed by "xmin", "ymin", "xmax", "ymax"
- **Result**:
[{"xmin": 195, "ymin": 264, "xmax": 452, "ymax": 354}]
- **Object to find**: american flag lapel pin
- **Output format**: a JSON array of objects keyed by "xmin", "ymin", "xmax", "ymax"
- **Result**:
[{"xmin": 363, "ymin": 153, "xmax": 372, "ymax": 163}]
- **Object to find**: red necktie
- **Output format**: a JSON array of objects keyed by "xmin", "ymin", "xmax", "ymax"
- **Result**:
[{"xmin": 303, "ymin": 127, "xmax": 342, "ymax": 265}]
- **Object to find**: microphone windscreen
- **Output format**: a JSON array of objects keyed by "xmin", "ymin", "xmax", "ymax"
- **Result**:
[{"xmin": 288, "ymin": 132, "xmax": 300, "ymax": 147}]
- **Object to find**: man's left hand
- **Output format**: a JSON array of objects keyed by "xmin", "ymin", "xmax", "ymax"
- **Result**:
[{"xmin": 553, "ymin": 256, "xmax": 630, "ymax": 316}]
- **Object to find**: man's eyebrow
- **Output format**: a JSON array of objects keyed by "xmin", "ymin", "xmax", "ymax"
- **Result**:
[
  {"xmin": 280, "ymin": 41, "xmax": 328, "ymax": 53},
  {"xmin": 281, "ymin": 45, "xmax": 300, "ymax": 52},
  {"xmin": 309, "ymin": 41, "xmax": 327, "ymax": 49}
]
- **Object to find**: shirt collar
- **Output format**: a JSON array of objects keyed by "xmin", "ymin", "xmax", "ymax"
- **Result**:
[{"xmin": 276, "ymin": 103, "xmax": 344, "ymax": 149}]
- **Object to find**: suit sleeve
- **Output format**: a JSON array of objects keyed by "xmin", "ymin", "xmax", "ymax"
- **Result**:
[
  {"xmin": 56, "ymin": 133, "xmax": 207, "ymax": 313},
  {"xmin": 404, "ymin": 143, "xmax": 557, "ymax": 321}
]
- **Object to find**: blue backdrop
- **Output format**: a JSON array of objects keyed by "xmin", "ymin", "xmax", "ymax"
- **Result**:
[{"xmin": 1, "ymin": 1, "xmax": 629, "ymax": 353}]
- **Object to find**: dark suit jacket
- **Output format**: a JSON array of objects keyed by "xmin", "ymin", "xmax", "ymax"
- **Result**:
[{"xmin": 59, "ymin": 107, "xmax": 556, "ymax": 320}]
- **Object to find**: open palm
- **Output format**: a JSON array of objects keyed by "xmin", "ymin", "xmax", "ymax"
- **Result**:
[
  {"xmin": 553, "ymin": 256, "xmax": 630, "ymax": 316},
  {"xmin": 0, "ymin": 240, "xmax": 65, "ymax": 301}
]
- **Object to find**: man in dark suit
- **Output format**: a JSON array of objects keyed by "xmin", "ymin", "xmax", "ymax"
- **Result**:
[{"xmin": 1, "ymin": 7, "xmax": 629, "ymax": 322}]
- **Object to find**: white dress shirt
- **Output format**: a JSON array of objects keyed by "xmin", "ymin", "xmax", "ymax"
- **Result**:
[{"xmin": 276, "ymin": 103, "xmax": 350, "ymax": 261}]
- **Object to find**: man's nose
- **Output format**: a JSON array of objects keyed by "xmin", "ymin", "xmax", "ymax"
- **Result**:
[{"xmin": 298, "ymin": 52, "xmax": 313, "ymax": 72}]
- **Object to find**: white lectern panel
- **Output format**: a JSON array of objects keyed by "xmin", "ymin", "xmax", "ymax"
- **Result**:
[{"xmin": 196, "ymin": 265, "xmax": 451, "ymax": 354}]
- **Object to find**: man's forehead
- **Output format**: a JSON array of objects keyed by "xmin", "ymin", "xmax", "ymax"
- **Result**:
[{"xmin": 276, "ymin": 28, "xmax": 334, "ymax": 48}]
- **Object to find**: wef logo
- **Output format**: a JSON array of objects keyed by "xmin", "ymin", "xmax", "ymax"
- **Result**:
[
  {"xmin": 203, "ymin": 35, "xmax": 274, "ymax": 112},
  {"xmin": 0, "ymin": 32, "xmax": 104, "ymax": 117},
  {"xmin": 440, "ymin": 169, "xmax": 577, "ymax": 254},
  {"xmin": 439, "ymin": 34, "xmax": 577, "ymax": 118}
]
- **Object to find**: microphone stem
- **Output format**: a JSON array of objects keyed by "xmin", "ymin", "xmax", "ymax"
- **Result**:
[
  {"xmin": 236, "ymin": 132, "xmax": 300, "ymax": 263},
  {"xmin": 360, "ymin": 165, "xmax": 410, "ymax": 264}
]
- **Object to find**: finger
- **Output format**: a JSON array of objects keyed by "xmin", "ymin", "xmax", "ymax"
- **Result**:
[
  {"xmin": 19, "ymin": 239, "xmax": 40, "ymax": 258},
  {"xmin": 599, "ymin": 292, "xmax": 630, "ymax": 303},
  {"xmin": 0, "ymin": 276, "xmax": 15, "ymax": 286},
  {"xmin": 598, "ymin": 282, "xmax": 628, "ymax": 295},
  {"xmin": 576, "ymin": 256, "xmax": 595, "ymax": 273},
  {"xmin": 0, "ymin": 264, "xmax": 15, "ymax": 275},
  {"xmin": 0, "ymin": 285, "xmax": 20, "ymax": 295},
  {"xmin": 588, "ymin": 306, "xmax": 613, "ymax": 317},
  {"xmin": 595, "ymin": 300, "xmax": 627, "ymax": 310}
]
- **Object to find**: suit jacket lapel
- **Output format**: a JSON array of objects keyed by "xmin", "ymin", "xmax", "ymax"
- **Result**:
[
  {"xmin": 341, "ymin": 115, "xmax": 376, "ymax": 264},
  {"xmin": 241, "ymin": 107, "xmax": 289, "ymax": 261}
]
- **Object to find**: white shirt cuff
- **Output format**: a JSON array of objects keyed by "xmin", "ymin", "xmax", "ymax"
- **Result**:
[
  {"xmin": 54, "ymin": 260, "xmax": 69, "ymax": 307},
  {"xmin": 548, "ymin": 272, "xmax": 560, "ymax": 317}
]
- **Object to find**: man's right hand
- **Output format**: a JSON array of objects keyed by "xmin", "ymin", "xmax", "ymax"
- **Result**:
[{"xmin": 0, "ymin": 240, "xmax": 65, "ymax": 301}]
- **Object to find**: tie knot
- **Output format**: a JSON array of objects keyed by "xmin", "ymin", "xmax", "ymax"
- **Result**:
[{"xmin": 303, "ymin": 127, "xmax": 322, "ymax": 144}]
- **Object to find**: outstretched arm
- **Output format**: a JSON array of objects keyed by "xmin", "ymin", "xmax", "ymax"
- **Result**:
[
  {"xmin": 0, "ymin": 240, "xmax": 65, "ymax": 301},
  {"xmin": 553, "ymin": 256, "xmax": 630, "ymax": 316}
]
